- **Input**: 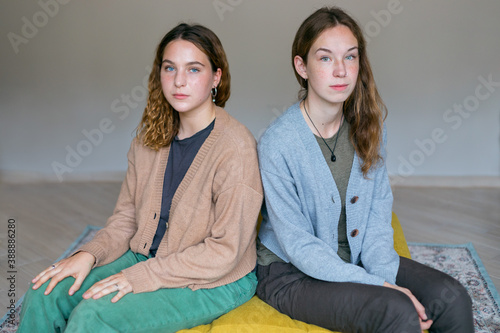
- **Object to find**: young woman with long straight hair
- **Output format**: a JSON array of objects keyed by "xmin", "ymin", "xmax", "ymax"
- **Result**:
[{"xmin": 256, "ymin": 7, "xmax": 473, "ymax": 333}]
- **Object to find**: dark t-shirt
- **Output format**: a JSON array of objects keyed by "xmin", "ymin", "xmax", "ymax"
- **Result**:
[
  {"xmin": 315, "ymin": 119, "xmax": 354, "ymax": 263},
  {"xmin": 150, "ymin": 119, "xmax": 215, "ymax": 256}
]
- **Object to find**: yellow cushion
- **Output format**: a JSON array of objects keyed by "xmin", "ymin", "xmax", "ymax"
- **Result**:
[
  {"xmin": 179, "ymin": 212, "xmax": 410, "ymax": 333},
  {"xmin": 391, "ymin": 212, "xmax": 411, "ymax": 259}
]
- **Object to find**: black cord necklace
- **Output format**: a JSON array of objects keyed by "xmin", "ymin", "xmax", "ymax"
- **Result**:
[{"xmin": 303, "ymin": 102, "xmax": 343, "ymax": 162}]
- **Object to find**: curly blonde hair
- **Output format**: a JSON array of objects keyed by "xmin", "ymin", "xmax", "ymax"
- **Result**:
[
  {"xmin": 137, "ymin": 23, "xmax": 230, "ymax": 150},
  {"xmin": 292, "ymin": 7, "xmax": 387, "ymax": 176}
]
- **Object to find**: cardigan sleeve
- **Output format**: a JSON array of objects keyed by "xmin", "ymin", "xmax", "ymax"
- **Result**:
[
  {"xmin": 77, "ymin": 139, "xmax": 139, "ymax": 266},
  {"xmin": 359, "ymin": 128, "xmax": 400, "ymax": 284},
  {"xmin": 258, "ymin": 136, "xmax": 386, "ymax": 286}
]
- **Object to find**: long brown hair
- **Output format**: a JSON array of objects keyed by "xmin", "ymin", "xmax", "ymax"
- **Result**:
[
  {"xmin": 137, "ymin": 23, "xmax": 230, "ymax": 150},
  {"xmin": 292, "ymin": 7, "xmax": 387, "ymax": 176}
]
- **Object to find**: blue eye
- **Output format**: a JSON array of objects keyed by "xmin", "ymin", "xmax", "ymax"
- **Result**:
[
  {"xmin": 189, "ymin": 68, "xmax": 200, "ymax": 73},
  {"xmin": 320, "ymin": 56, "xmax": 330, "ymax": 62},
  {"xmin": 346, "ymin": 55, "xmax": 357, "ymax": 61},
  {"xmin": 164, "ymin": 66, "xmax": 174, "ymax": 72}
]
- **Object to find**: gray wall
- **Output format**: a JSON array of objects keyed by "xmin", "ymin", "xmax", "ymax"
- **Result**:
[{"xmin": 1, "ymin": 0, "xmax": 499, "ymax": 182}]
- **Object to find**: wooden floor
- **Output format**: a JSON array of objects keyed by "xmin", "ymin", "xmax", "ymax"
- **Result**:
[{"xmin": 0, "ymin": 182, "xmax": 499, "ymax": 312}]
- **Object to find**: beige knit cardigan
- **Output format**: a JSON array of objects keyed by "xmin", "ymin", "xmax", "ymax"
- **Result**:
[{"xmin": 79, "ymin": 108, "xmax": 263, "ymax": 293}]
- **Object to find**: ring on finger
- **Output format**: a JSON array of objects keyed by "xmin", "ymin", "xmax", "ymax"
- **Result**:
[
  {"xmin": 51, "ymin": 264, "xmax": 56, "ymax": 270},
  {"xmin": 114, "ymin": 283, "xmax": 119, "ymax": 291}
]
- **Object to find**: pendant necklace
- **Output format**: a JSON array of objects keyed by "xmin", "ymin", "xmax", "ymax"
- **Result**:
[{"xmin": 303, "ymin": 102, "xmax": 343, "ymax": 162}]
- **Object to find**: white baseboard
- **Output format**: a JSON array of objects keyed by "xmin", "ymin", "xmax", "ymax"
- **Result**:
[
  {"xmin": 0, "ymin": 170, "xmax": 126, "ymax": 183},
  {"xmin": 389, "ymin": 175, "xmax": 500, "ymax": 188}
]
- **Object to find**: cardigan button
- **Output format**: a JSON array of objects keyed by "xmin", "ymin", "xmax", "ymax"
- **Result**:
[
  {"xmin": 350, "ymin": 196, "xmax": 359, "ymax": 204},
  {"xmin": 350, "ymin": 229, "xmax": 359, "ymax": 237}
]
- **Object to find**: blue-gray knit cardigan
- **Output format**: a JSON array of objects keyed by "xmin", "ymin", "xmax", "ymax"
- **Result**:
[{"xmin": 257, "ymin": 102, "xmax": 399, "ymax": 285}]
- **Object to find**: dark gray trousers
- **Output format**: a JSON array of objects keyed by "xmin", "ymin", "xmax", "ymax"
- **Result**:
[{"xmin": 256, "ymin": 257, "xmax": 473, "ymax": 333}]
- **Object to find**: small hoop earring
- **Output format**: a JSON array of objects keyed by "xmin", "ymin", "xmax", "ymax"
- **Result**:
[{"xmin": 211, "ymin": 87, "xmax": 217, "ymax": 103}]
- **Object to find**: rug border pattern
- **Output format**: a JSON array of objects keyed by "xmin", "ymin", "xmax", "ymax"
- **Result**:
[{"xmin": 408, "ymin": 241, "xmax": 500, "ymax": 310}]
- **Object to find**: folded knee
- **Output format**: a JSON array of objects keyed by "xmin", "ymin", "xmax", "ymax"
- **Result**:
[
  {"xmin": 23, "ymin": 283, "xmax": 65, "ymax": 306},
  {"xmin": 424, "ymin": 277, "xmax": 472, "ymax": 317},
  {"xmin": 372, "ymin": 290, "xmax": 421, "ymax": 333},
  {"xmin": 66, "ymin": 297, "xmax": 111, "ymax": 329}
]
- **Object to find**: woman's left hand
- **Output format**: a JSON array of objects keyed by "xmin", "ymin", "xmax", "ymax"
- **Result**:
[{"xmin": 83, "ymin": 272, "xmax": 132, "ymax": 303}]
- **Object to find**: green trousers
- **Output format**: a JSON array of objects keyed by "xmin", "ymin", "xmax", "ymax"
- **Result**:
[{"xmin": 18, "ymin": 250, "xmax": 257, "ymax": 333}]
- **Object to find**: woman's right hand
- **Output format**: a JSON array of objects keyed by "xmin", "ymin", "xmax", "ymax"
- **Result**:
[
  {"xmin": 383, "ymin": 282, "xmax": 433, "ymax": 331},
  {"xmin": 32, "ymin": 251, "xmax": 96, "ymax": 296}
]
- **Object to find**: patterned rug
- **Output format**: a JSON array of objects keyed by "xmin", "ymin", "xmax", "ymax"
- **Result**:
[
  {"xmin": 408, "ymin": 242, "xmax": 500, "ymax": 332},
  {"xmin": 1, "ymin": 228, "xmax": 499, "ymax": 332},
  {"xmin": 0, "ymin": 226, "xmax": 100, "ymax": 333}
]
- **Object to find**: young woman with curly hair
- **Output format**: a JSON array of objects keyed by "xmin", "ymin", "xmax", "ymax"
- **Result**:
[
  {"xmin": 256, "ymin": 7, "xmax": 473, "ymax": 333},
  {"xmin": 18, "ymin": 23, "xmax": 263, "ymax": 333}
]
